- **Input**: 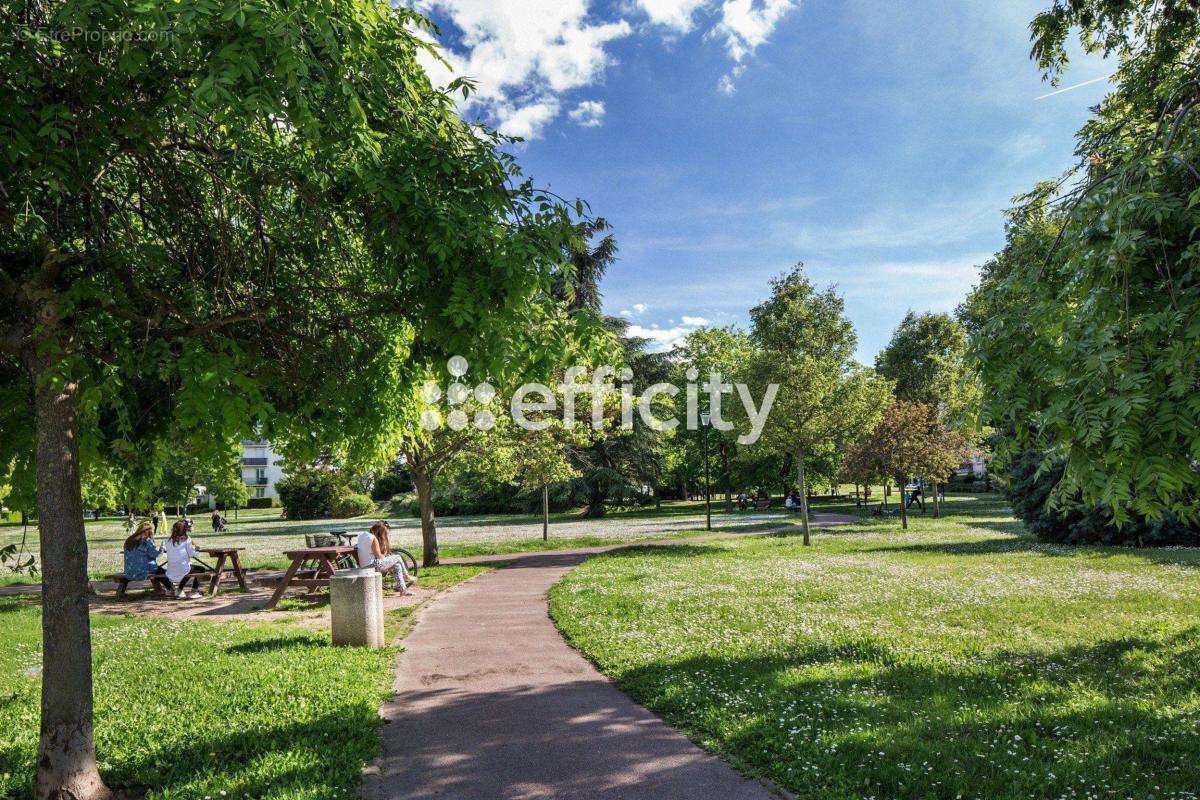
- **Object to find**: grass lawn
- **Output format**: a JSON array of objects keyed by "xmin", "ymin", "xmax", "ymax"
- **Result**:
[
  {"xmin": 549, "ymin": 495, "xmax": 1200, "ymax": 800},
  {"xmin": 0, "ymin": 563, "xmax": 485, "ymax": 799}
]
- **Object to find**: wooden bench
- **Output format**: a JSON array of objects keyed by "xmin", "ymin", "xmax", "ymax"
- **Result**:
[
  {"xmin": 754, "ymin": 498, "xmax": 772, "ymax": 510},
  {"xmin": 108, "ymin": 574, "xmax": 171, "ymax": 599},
  {"xmin": 108, "ymin": 567, "xmax": 211, "ymax": 599}
]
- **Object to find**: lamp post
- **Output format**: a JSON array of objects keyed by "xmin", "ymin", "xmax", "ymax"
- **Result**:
[{"xmin": 700, "ymin": 412, "xmax": 712, "ymax": 531}]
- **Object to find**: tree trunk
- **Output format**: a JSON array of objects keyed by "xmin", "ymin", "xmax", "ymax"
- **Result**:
[
  {"xmin": 411, "ymin": 463, "xmax": 439, "ymax": 567},
  {"xmin": 542, "ymin": 484, "xmax": 549, "ymax": 542},
  {"xmin": 898, "ymin": 477, "xmax": 908, "ymax": 530},
  {"xmin": 796, "ymin": 450, "xmax": 811, "ymax": 546},
  {"xmin": 584, "ymin": 482, "xmax": 606, "ymax": 517},
  {"xmin": 721, "ymin": 444, "xmax": 732, "ymax": 513},
  {"xmin": 27, "ymin": 349, "xmax": 112, "ymax": 800},
  {"xmin": 933, "ymin": 482, "xmax": 941, "ymax": 518}
]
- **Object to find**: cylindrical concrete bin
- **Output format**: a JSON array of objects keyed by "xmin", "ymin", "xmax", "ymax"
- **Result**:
[{"xmin": 330, "ymin": 567, "xmax": 385, "ymax": 648}]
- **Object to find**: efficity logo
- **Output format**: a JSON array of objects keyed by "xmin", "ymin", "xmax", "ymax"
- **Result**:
[{"xmin": 419, "ymin": 356, "xmax": 778, "ymax": 444}]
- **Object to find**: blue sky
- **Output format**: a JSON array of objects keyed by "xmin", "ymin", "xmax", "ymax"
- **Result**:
[{"xmin": 413, "ymin": 0, "xmax": 1110, "ymax": 362}]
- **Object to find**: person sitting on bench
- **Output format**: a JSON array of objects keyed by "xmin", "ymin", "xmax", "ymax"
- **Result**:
[
  {"xmin": 165, "ymin": 520, "xmax": 209, "ymax": 599},
  {"xmin": 356, "ymin": 521, "xmax": 415, "ymax": 596},
  {"xmin": 123, "ymin": 522, "xmax": 168, "ymax": 592}
]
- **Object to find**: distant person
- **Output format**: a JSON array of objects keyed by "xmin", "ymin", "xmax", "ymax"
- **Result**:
[
  {"xmin": 356, "ymin": 520, "xmax": 415, "ymax": 596},
  {"xmin": 151, "ymin": 510, "xmax": 161, "ymax": 535},
  {"xmin": 165, "ymin": 520, "xmax": 207, "ymax": 599},
  {"xmin": 736, "ymin": 492, "xmax": 749, "ymax": 511},
  {"xmin": 211, "ymin": 510, "xmax": 227, "ymax": 532},
  {"xmin": 122, "ymin": 522, "xmax": 167, "ymax": 591}
]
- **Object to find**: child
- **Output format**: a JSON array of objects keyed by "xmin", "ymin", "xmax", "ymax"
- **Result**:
[
  {"xmin": 355, "ymin": 521, "xmax": 415, "ymax": 595},
  {"xmin": 165, "ymin": 520, "xmax": 208, "ymax": 599},
  {"xmin": 123, "ymin": 522, "xmax": 168, "ymax": 594}
]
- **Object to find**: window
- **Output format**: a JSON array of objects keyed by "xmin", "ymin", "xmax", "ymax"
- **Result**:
[{"xmin": 254, "ymin": 487, "xmax": 266, "ymax": 498}]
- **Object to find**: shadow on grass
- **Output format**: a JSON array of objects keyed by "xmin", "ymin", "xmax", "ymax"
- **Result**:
[
  {"xmin": 859, "ymin": 524, "xmax": 1200, "ymax": 569},
  {"xmin": 101, "ymin": 707, "xmax": 384, "ymax": 800},
  {"xmin": 223, "ymin": 634, "xmax": 325, "ymax": 655},
  {"xmin": 605, "ymin": 627, "xmax": 1200, "ymax": 798}
]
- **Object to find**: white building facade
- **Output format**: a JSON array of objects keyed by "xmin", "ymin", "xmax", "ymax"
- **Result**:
[{"xmin": 241, "ymin": 440, "xmax": 286, "ymax": 500}]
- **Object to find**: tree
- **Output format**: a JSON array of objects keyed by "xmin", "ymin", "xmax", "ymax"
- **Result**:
[
  {"xmin": 875, "ymin": 312, "xmax": 980, "ymax": 433},
  {"xmin": 676, "ymin": 326, "xmax": 756, "ymax": 510},
  {"xmin": 843, "ymin": 400, "xmax": 972, "ymax": 528},
  {"xmin": 568, "ymin": 318, "xmax": 669, "ymax": 517},
  {"xmin": 0, "ymin": 2, "xmax": 583, "ymax": 795},
  {"xmin": 745, "ymin": 265, "xmax": 890, "ymax": 544},
  {"xmin": 401, "ymin": 385, "xmax": 498, "ymax": 567},
  {"xmin": 876, "ymin": 312, "xmax": 980, "ymax": 507},
  {"xmin": 964, "ymin": 0, "xmax": 1200, "ymax": 526},
  {"xmin": 508, "ymin": 418, "xmax": 588, "ymax": 540}
]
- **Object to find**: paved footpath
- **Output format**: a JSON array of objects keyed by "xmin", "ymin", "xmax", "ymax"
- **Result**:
[{"xmin": 361, "ymin": 515, "xmax": 856, "ymax": 800}]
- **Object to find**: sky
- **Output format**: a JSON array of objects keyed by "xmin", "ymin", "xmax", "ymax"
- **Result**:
[{"xmin": 412, "ymin": 0, "xmax": 1112, "ymax": 363}]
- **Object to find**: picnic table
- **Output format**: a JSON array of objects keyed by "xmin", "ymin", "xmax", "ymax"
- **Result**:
[
  {"xmin": 264, "ymin": 546, "xmax": 360, "ymax": 610},
  {"xmin": 200, "ymin": 546, "xmax": 249, "ymax": 596}
]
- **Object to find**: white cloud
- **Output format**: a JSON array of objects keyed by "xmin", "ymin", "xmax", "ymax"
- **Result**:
[
  {"xmin": 632, "ymin": 302, "xmax": 648, "ymax": 314},
  {"xmin": 627, "ymin": 324, "xmax": 693, "ymax": 351},
  {"xmin": 568, "ymin": 100, "xmax": 606, "ymax": 127},
  {"xmin": 713, "ymin": 0, "xmax": 797, "ymax": 62},
  {"xmin": 496, "ymin": 99, "xmax": 561, "ymax": 138},
  {"xmin": 414, "ymin": 0, "xmax": 631, "ymax": 139},
  {"xmin": 627, "ymin": 312, "xmax": 708, "ymax": 351},
  {"xmin": 637, "ymin": 0, "xmax": 709, "ymax": 31},
  {"xmin": 413, "ymin": 0, "xmax": 800, "ymax": 138}
]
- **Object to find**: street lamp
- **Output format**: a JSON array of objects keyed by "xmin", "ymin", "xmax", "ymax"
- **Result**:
[{"xmin": 700, "ymin": 412, "xmax": 712, "ymax": 531}]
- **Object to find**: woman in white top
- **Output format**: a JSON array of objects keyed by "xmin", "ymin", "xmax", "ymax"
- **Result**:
[
  {"xmin": 356, "ymin": 521, "xmax": 414, "ymax": 595},
  {"xmin": 165, "ymin": 520, "xmax": 207, "ymax": 599}
]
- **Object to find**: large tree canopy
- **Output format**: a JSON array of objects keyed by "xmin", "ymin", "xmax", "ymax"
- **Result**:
[
  {"xmin": 965, "ymin": 0, "xmax": 1200, "ymax": 526},
  {"xmin": 0, "ymin": 2, "xmax": 588, "ymax": 797}
]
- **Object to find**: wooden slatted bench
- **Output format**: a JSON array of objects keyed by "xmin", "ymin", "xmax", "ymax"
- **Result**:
[
  {"xmin": 108, "ymin": 566, "xmax": 221, "ymax": 599},
  {"xmin": 108, "ymin": 574, "xmax": 171, "ymax": 600}
]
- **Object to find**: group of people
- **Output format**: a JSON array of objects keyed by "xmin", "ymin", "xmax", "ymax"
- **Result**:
[
  {"xmin": 122, "ymin": 516, "xmax": 414, "ymax": 600},
  {"xmin": 122, "ymin": 519, "xmax": 208, "ymax": 600}
]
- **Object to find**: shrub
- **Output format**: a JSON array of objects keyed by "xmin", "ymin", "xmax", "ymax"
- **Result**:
[
  {"xmin": 245, "ymin": 497, "xmax": 277, "ymax": 509},
  {"xmin": 1006, "ymin": 449, "xmax": 1199, "ymax": 546},
  {"xmin": 391, "ymin": 480, "xmax": 569, "ymax": 518},
  {"xmin": 370, "ymin": 468, "xmax": 411, "ymax": 502},
  {"xmin": 277, "ymin": 472, "xmax": 342, "ymax": 520},
  {"xmin": 332, "ymin": 491, "xmax": 374, "ymax": 518}
]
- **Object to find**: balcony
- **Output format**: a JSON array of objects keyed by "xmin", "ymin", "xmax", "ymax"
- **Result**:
[
  {"xmin": 242, "ymin": 457, "xmax": 269, "ymax": 467},
  {"xmin": 245, "ymin": 477, "xmax": 269, "ymax": 486}
]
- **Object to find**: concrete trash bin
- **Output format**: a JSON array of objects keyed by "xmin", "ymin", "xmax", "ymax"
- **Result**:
[{"xmin": 330, "ymin": 567, "xmax": 385, "ymax": 647}]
